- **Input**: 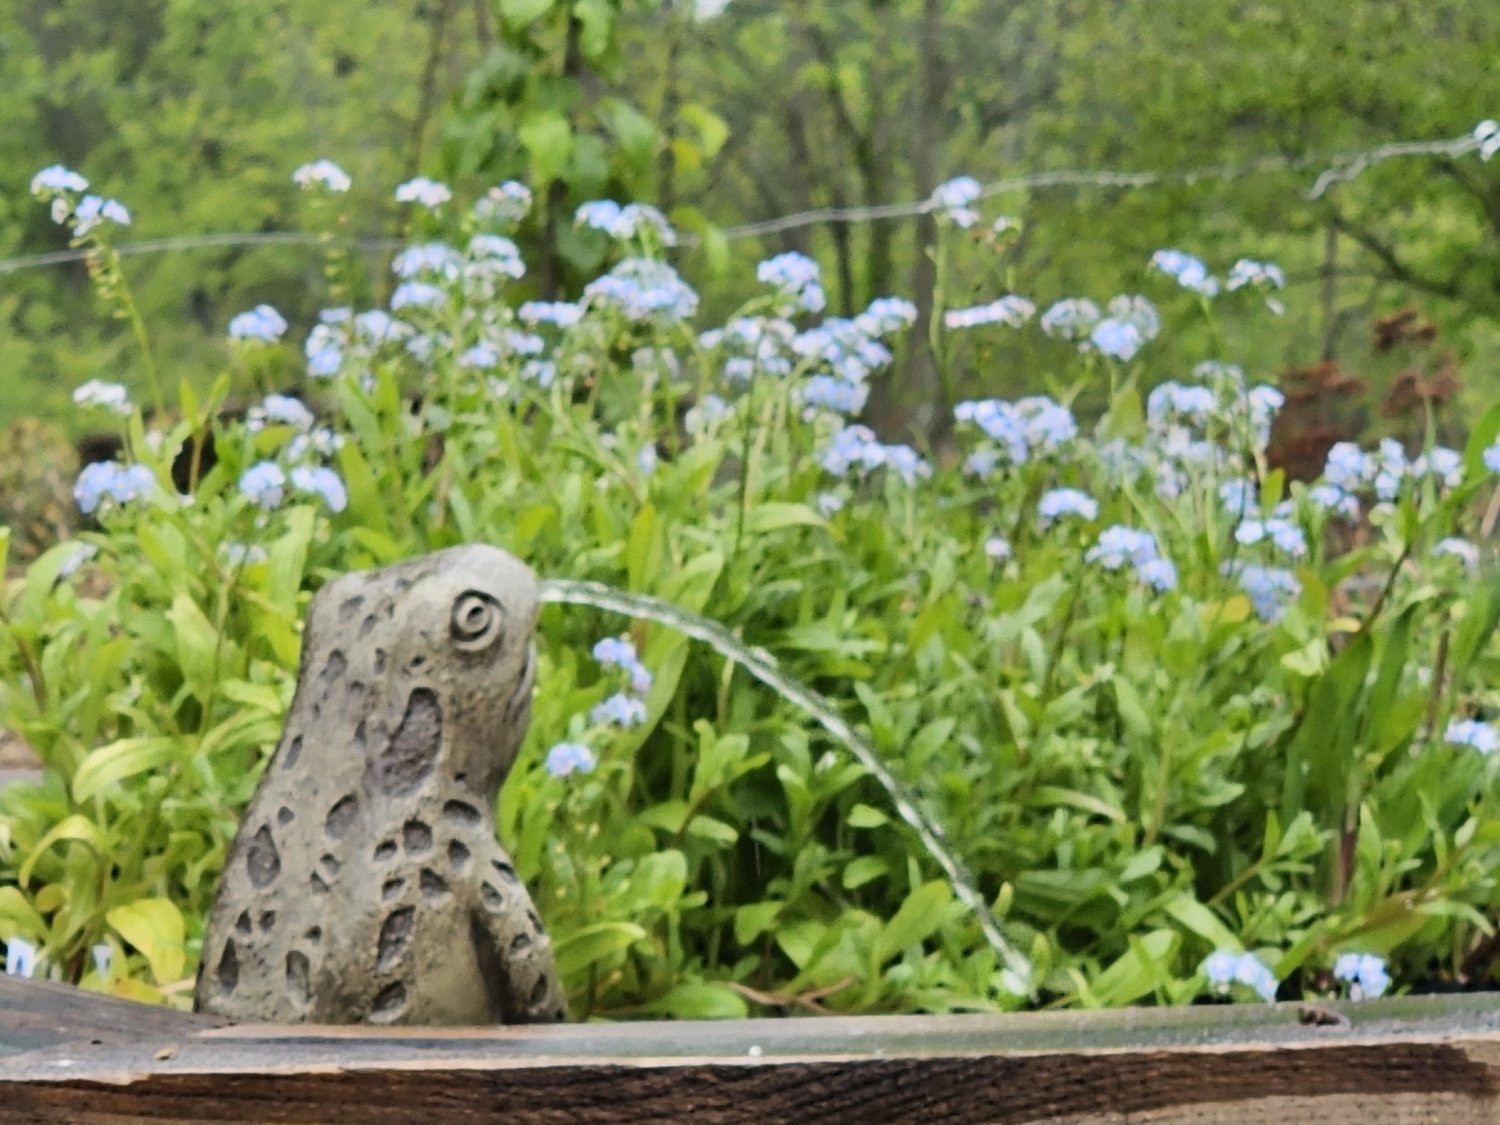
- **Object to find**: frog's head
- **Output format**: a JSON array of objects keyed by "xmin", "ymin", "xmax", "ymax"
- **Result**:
[{"xmin": 304, "ymin": 544, "xmax": 540, "ymax": 803}]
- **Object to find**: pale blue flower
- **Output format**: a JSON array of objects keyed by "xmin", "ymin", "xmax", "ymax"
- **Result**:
[
  {"xmin": 802, "ymin": 375, "xmax": 868, "ymax": 416},
  {"xmin": 1039, "ymin": 297, "xmax": 1101, "ymax": 341},
  {"xmin": 1483, "ymin": 439, "xmax": 1500, "ymax": 474},
  {"xmin": 70, "ymin": 195, "xmax": 130, "ymax": 235},
  {"xmin": 545, "ymin": 742, "xmax": 596, "ymax": 777},
  {"xmin": 5, "ymin": 937, "xmax": 37, "ymax": 979},
  {"xmin": 1306, "ymin": 484, "xmax": 1360, "ymax": 520},
  {"xmin": 289, "ymin": 465, "xmax": 348, "ymax": 514},
  {"xmin": 517, "ymin": 301, "xmax": 583, "ymax": 328},
  {"xmin": 1147, "ymin": 382, "xmax": 1216, "ymax": 425},
  {"xmin": 1089, "ymin": 318, "xmax": 1144, "ymax": 361},
  {"xmin": 1218, "ymin": 478, "xmax": 1258, "ymax": 514},
  {"xmin": 1202, "ymin": 949, "xmax": 1277, "ymax": 1001},
  {"xmin": 1227, "ymin": 259, "xmax": 1286, "ymax": 291},
  {"xmin": 1038, "ymin": 488, "xmax": 1099, "ymax": 523},
  {"xmin": 944, "ymin": 295, "xmax": 1036, "ymax": 329},
  {"xmin": 931, "ymin": 176, "xmax": 982, "ymax": 227},
  {"xmin": 816, "ymin": 491, "xmax": 845, "ymax": 517},
  {"xmin": 1323, "ymin": 442, "xmax": 1373, "ymax": 491},
  {"xmin": 72, "ymin": 379, "xmax": 132, "ymax": 416},
  {"xmin": 1333, "ymin": 952, "xmax": 1390, "ymax": 999},
  {"xmin": 584, "ymin": 259, "xmax": 699, "ymax": 322},
  {"xmin": 73, "ymin": 463, "xmax": 154, "ymax": 515},
  {"xmin": 1151, "ymin": 249, "xmax": 1220, "ymax": 297},
  {"xmin": 239, "ymin": 461, "xmax": 287, "ymax": 509},
  {"xmin": 249, "ymin": 394, "xmax": 315, "ymax": 432},
  {"xmin": 965, "ymin": 449, "xmax": 999, "ymax": 479},
  {"xmin": 1138, "ymin": 557, "xmax": 1178, "ymax": 593},
  {"xmin": 1434, "ymin": 538, "xmax": 1479, "ymax": 570},
  {"xmin": 984, "ymin": 536, "xmax": 1012, "ymax": 563},
  {"xmin": 58, "ymin": 542, "xmax": 98, "ymax": 579},
  {"xmin": 819, "ymin": 425, "xmax": 886, "ymax": 476},
  {"xmin": 1445, "ymin": 719, "xmax": 1499, "ymax": 755},
  {"xmin": 31, "ymin": 165, "xmax": 88, "ymax": 198},
  {"xmin": 391, "ymin": 282, "xmax": 447, "ymax": 311},
  {"xmin": 228, "ymin": 304, "xmax": 289, "ymax": 342},
  {"xmin": 1202, "ymin": 950, "xmax": 1240, "ymax": 987},
  {"xmin": 392, "ymin": 242, "xmax": 462, "ymax": 281},
  {"xmin": 1374, "ymin": 438, "xmax": 1408, "ymax": 501},
  {"xmin": 521, "ymin": 360, "xmax": 557, "ymax": 388},
  {"xmin": 883, "ymin": 444, "xmax": 931, "ymax": 485},
  {"xmin": 758, "ymin": 252, "xmax": 827, "ymax": 314},
  {"xmin": 1413, "ymin": 446, "xmax": 1463, "ymax": 490},
  {"xmin": 292, "ymin": 160, "xmax": 351, "ymax": 193},
  {"xmin": 1087, "ymin": 526, "xmax": 1160, "ymax": 571},
  {"xmin": 858, "ymin": 297, "xmax": 919, "ymax": 335},
  {"xmin": 395, "ymin": 176, "xmax": 452, "ymax": 208},
  {"xmin": 474, "ymin": 181, "xmax": 531, "ymax": 222},
  {"xmin": 1229, "ymin": 563, "xmax": 1301, "ymax": 622},
  {"xmin": 1235, "ymin": 517, "xmax": 1307, "ymax": 558},
  {"xmin": 91, "ymin": 943, "xmax": 112, "ymax": 979},
  {"xmin": 591, "ymin": 692, "xmax": 648, "ymax": 727},
  {"xmin": 221, "ymin": 543, "xmax": 270, "ymax": 566}
]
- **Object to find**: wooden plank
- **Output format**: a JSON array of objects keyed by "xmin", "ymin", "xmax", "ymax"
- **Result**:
[
  {"xmin": 2, "ymin": 979, "xmax": 1500, "ymax": 1123},
  {"xmin": 0, "ymin": 978, "xmax": 224, "ymax": 1058}
]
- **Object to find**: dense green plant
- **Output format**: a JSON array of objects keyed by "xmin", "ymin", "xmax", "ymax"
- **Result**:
[{"xmin": 2, "ymin": 161, "xmax": 1499, "ymax": 1017}]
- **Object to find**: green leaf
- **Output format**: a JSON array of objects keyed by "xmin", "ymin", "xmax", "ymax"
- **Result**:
[
  {"xmin": 678, "ymin": 102, "xmax": 730, "ymax": 161},
  {"xmin": 628, "ymin": 850, "xmax": 687, "ymax": 911},
  {"xmin": 106, "ymin": 898, "xmax": 186, "ymax": 985},
  {"xmin": 18, "ymin": 815, "xmax": 104, "ymax": 887},
  {"xmin": 639, "ymin": 981, "xmax": 748, "ymax": 1020},
  {"xmin": 72, "ymin": 737, "xmax": 177, "ymax": 804},
  {"xmin": 554, "ymin": 921, "xmax": 647, "ymax": 979},
  {"xmin": 1089, "ymin": 929, "xmax": 1178, "ymax": 1007},
  {"xmin": 519, "ymin": 110, "xmax": 573, "ymax": 185},
  {"xmin": 874, "ymin": 881, "xmax": 951, "ymax": 964},
  {"xmin": 846, "ymin": 803, "xmax": 888, "ymax": 828},
  {"xmin": 498, "ymin": 0, "xmax": 555, "ymax": 29},
  {"xmin": 743, "ymin": 503, "xmax": 826, "ymax": 534},
  {"xmin": 734, "ymin": 901, "xmax": 783, "ymax": 944},
  {"xmin": 167, "ymin": 593, "xmax": 218, "ymax": 682},
  {"xmin": 842, "ymin": 856, "xmax": 890, "ymax": 889},
  {"xmin": 1162, "ymin": 894, "xmax": 1241, "ymax": 951}
]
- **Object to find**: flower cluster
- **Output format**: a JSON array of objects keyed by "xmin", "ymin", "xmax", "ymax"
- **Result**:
[
  {"xmin": 1332, "ymin": 952, "xmax": 1391, "ymax": 999},
  {"xmin": 819, "ymin": 425, "xmax": 929, "ymax": 486},
  {"xmin": 944, "ymin": 295, "xmax": 1036, "ymax": 330},
  {"xmin": 1445, "ymin": 719, "xmax": 1499, "ymax": 755},
  {"xmin": 589, "ymin": 635, "xmax": 653, "ymax": 728},
  {"xmin": 956, "ymin": 396, "xmax": 1077, "ymax": 470},
  {"xmin": 228, "ymin": 304, "xmax": 289, "ymax": 343},
  {"xmin": 1087, "ymin": 526, "xmax": 1178, "ymax": 592},
  {"xmin": 575, "ymin": 200, "xmax": 677, "ymax": 245},
  {"xmin": 1227, "ymin": 563, "xmax": 1301, "ymax": 623},
  {"xmin": 1037, "ymin": 488, "xmax": 1099, "ymax": 525},
  {"xmin": 31, "ymin": 166, "xmax": 131, "ymax": 238},
  {"xmin": 1088, "ymin": 295, "xmax": 1160, "ymax": 361},
  {"xmin": 1202, "ymin": 949, "xmax": 1278, "ymax": 1002},
  {"xmin": 292, "ymin": 159, "xmax": 352, "ymax": 193},
  {"xmin": 585, "ymin": 258, "xmax": 699, "ymax": 323},
  {"xmin": 72, "ymin": 379, "xmax": 132, "ymax": 417},
  {"xmin": 930, "ymin": 176, "xmax": 982, "ymax": 227},
  {"xmin": 757, "ymin": 252, "xmax": 827, "ymax": 314},
  {"xmin": 1151, "ymin": 249, "xmax": 1220, "ymax": 297},
  {"xmin": 395, "ymin": 176, "xmax": 452, "ymax": 209},
  {"xmin": 74, "ymin": 462, "xmax": 155, "ymax": 516}
]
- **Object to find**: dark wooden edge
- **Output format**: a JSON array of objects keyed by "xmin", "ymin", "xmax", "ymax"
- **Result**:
[{"xmin": 4, "ymin": 979, "xmax": 1500, "ymax": 1123}]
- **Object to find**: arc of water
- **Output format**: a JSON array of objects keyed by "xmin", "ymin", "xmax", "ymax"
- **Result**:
[{"xmin": 539, "ymin": 577, "xmax": 1032, "ymax": 995}]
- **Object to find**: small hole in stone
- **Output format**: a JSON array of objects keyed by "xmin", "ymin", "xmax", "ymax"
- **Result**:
[
  {"xmin": 420, "ymin": 868, "xmax": 449, "ymax": 900},
  {"xmin": 310, "ymin": 872, "xmax": 331, "ymax": 894},
  {"xmin": 325, "ymin": 794, "xmax": 359, "ymax": 839},
  {"xmin": 234, "ymin": 910, "xmax": 252, "ymax": 935},
  {"xmin": 217, "ymin": 940, "xmax": 239, "ymax": 996},
  {"xmin": 442, "ymin": 800, "xmax": 481, "ymax": 828},
  {"xmin": 402, "ymin": 820, "xmax": 432, "ymax": 854},
  {"xmin": 480, "ymin": 883, "xmax": 503, "ymax": 911},
  {"xmin": 283, "ymin": 734, "xmax": 304, "ymax": 769},
  {"xmin": 320, "ymin": 853, "xmax": 341, "ymax": 876},
  {"xmin": 371, "ymin": 981, "xmax": 407, "ymax": 1021},
  {"xmin": 360, "ymin": 613, "xmax": 378, "ymax": 638},
  {"xmin": 381, "ymin": 877, "xmax": 405, "ymax": 903},
  {"xmin": 305, "ymin": 927, "xmax": 322, "ymax": 945},
  {"xmin": 286, "ymin": 950, "xmax": 310, "ymax": 1006},
  {"xmin": 529, "ymin": 976, "xmax": 550, "ymax": 1007},
  {"xmin": 448, "ymin": 840, "xmax": 471, "ymax": 870},
  {"xmin": 511, "ymin": 930, "xmax": 533, "ymax": 955},
  {"xmin": 258, "ymin": 911, "xmax": 277, "ymax": 932},
  {"xmin": 277, "ymin": 806, "xmax": 295, "ymax": 826},
  {"xmin": 374, "ymin": 840, "xmax": 398, "ymax": 862},
  {"xmin": 491, "ymin": 859, "xmax": 518, "ymax": 883},
  {"xmin": 374, "ymin": 649, "xmax": 387, "ymax": 674}
]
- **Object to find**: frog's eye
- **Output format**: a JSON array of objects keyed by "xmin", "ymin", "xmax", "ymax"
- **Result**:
[{"xmin": 450, "ymin": 591, "xmax": 504, "ymax": 652}]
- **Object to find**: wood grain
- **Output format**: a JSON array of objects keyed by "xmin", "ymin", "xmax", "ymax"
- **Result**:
[{"xmin": 4, "ymin": 978, "xmax": 1500, "ymax": 1123}]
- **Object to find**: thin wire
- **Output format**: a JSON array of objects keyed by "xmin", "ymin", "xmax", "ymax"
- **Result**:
[{"xmin": 0, "ymin": 127, "xmax": 1487, "ymax": 275}]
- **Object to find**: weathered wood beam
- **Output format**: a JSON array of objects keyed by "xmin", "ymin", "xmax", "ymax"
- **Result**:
[{"xmin": 3, "ymin": 978, "xmax": 1500, "ymax": 1122}]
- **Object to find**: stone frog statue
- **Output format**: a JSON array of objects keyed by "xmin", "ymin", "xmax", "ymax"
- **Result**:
[{"xmin": 195, "ymin": 545, "xmax": 567, "ymax": 1025}]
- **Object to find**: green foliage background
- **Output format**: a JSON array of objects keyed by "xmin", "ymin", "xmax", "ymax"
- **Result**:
[{"xmin": 4, "ymin": 0, "xmax": 1500, "ymax": 434}]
